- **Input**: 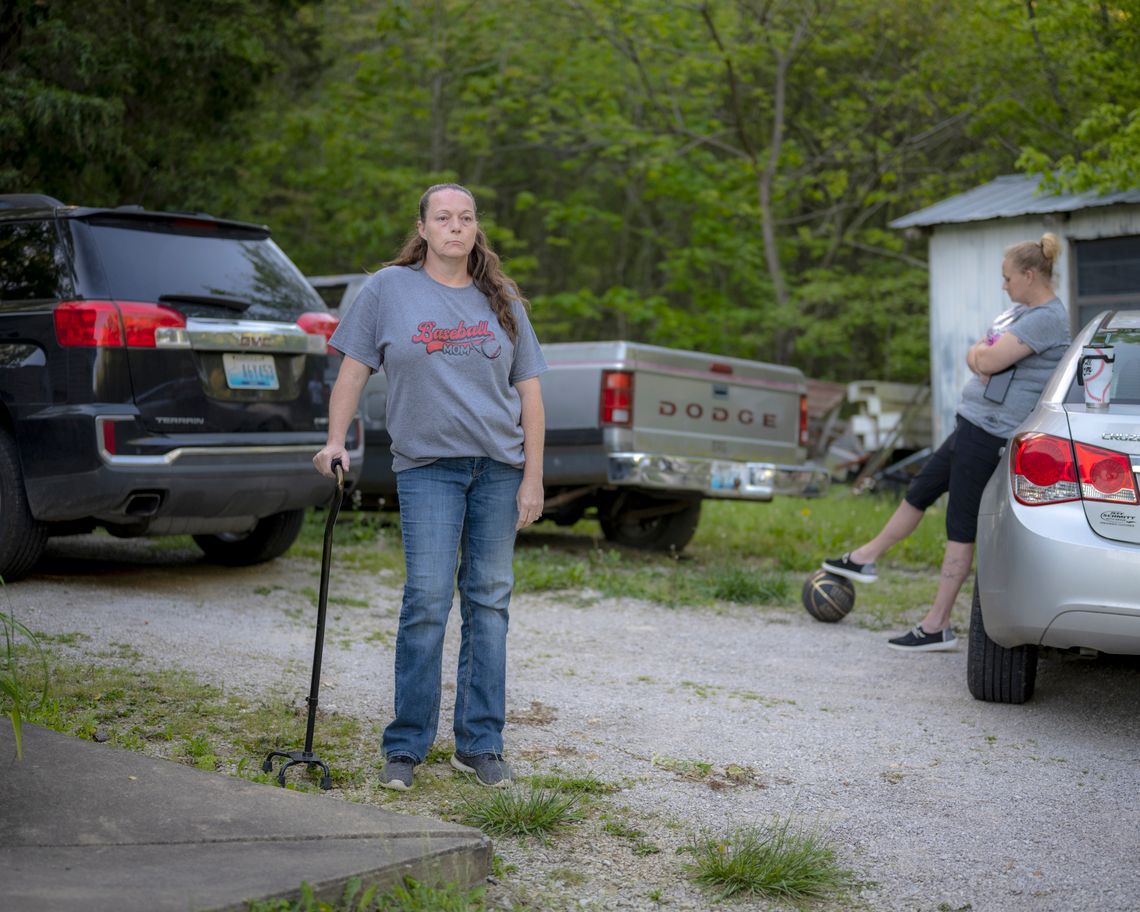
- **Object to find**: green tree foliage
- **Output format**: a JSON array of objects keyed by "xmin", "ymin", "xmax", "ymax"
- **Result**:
[
  {"xmin": 3, "ymin": 1, "xmax": 1136, "ymax": 382},
  {"xmin": 1009, "ymin": 0, "xmax": 1140, "ymax": 193},
  {"xmin": 0, "ymin": 0, "xmax": 324, "ymax": 205}
]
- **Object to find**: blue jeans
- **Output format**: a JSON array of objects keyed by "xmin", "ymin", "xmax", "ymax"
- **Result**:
[{"xmin": 382, "ymin": 457, "xmax": 521, "ymax": 762}]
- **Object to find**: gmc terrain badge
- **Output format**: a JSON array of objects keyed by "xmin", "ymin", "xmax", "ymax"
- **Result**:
[{"xmin": 154, "ymin": 416, "xmax": 205, "ymax": 425}]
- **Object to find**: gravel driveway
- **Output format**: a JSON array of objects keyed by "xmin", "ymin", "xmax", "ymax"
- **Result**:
[{"xmin": 10, "ymin": 533, "xmax": 1140, "ymax": 912}]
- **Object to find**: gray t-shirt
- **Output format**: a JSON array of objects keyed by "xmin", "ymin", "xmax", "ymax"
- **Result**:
[
  {"xmin": 956, "ymin": 296, "xmax": 1070, "ymax": 438},
  {"xmin": 330, "ymin": 265, "xmax": 547, "ymax": 472}
]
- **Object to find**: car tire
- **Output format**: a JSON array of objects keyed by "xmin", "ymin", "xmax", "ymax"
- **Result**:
[
  {"xmin": 193, "ymin": 509, "xmax": 306, "ymax": 566},
  {"xmin": 967, "ymin": 580, "xmax": 1038, "ymax": 704},
  {"xmin": 0, "ymin": 428, "xmax": 49, "ymax": 582},
  {"xmin": 600, "ymin": 495, "xmax": 702, "ymax": 552}
]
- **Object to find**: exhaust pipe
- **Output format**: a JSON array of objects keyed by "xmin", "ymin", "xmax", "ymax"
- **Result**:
[{"xmin": 123, "ymin": 492, "xmax": 163, "ymax": 517}]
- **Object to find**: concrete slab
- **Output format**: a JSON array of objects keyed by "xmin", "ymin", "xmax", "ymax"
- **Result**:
[{"xmin": 0, "ymin": 724, "xmax": 492, "ymax": 912}]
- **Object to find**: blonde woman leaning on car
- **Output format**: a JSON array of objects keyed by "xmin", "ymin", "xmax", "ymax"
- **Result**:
[{"xmin": 822, "ymin": 233, "xmax": 1071, "ymax": 652}]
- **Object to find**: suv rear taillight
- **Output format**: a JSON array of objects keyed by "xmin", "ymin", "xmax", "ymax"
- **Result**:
[
  {"xmin": 1011, "ymin": 432, "xmax": 1138, "ymax": 505},
  {"xmin": 601, "ymin": 370, "xmax": 633, "ymax": 426},
  {"xmin": 54, "ymin": 301, "xmax": 186, "ymax": 348},
  {"xmin": 297, "ymin": 311, "xmax": 339, "ymax": 353},
  {"xmin": 799, "ymin": 394, "xmax": 809, "ymax": 447}
]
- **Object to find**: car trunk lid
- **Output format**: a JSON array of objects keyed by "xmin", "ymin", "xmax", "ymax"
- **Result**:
[{"xmin": 1064, "ymin": 405, "xmax": 1140, "ymax": 544}]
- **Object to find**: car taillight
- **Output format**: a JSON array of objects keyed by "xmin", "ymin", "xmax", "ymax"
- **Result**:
[
  {"xmin": 54, "ymin": 301, "xmax": 124, "ymax": 347},
  {"xmin": 601, "ymin": 370, "xmax": 633, "ymax": 426},
  {"xmin": 1011, "ymin": 433, "xmax": 1080, "ymax": 505},
  {"xmin": 54, "ymin": 301, "xmax": 186, "ymax": 348},
  {"xmin": 799, "ymin": 394, "xmax": 809, "ymax": 447},
  {"xmin": 298, "ymin": 311, "xmax": 339, "ymax": 353},
  {"xmin": 1074, "ymin": 441, "xmax": 1139, "ymax": 504},
  {"xmin": 119, "ymin": 302, "xmax": 185, "ymax": 347}
]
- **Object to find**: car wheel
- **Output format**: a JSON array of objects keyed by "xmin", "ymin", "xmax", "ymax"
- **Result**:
[
  {"xmin": 0, "ymin": 428, "xmax": 49, "ymax": 582},
  {"xmin": 600, "ymin": 495, "xmax": 702, "ymax": 552},
  {"xmin": 967, "ymin": 580, "xmax": 1038, "ymax": 704},
  {"xmin": 193, "ymin": 509, "xmax": 306, "ymax": 566}
]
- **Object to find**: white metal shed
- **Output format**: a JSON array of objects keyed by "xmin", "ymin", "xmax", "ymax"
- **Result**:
[{"xmin": 890, "ymin": 174, "xmax": 1140, "ymax": 442}]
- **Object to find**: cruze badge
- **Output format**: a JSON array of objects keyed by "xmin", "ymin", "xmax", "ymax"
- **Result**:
[{"xmin": 1102, "ymin": 432, "xmax": 1140, "ymax": 441}]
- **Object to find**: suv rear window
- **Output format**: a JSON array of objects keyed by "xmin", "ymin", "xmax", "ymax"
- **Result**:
[{"xmin": 81, "ymin": 216, "xmax": 324, "ymax": 321}]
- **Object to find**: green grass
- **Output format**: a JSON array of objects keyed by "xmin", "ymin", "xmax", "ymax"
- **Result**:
[
  {"xmin": 1, "ymin": 591, "xmax": 50, "ymax": 760},
  {"xmin": 684, "ymin": 818, "xmax": 855, "ymax": 902},
  {"xmin": 21, "ymin": 651, "xmax": 367, "ymax": 790},
  {"xmin": 246, "ymin": 876, "xmax": 485, "ymax": 911},
  {"xmin": 526, "ymin": 772, "xmax": 621, "ymax": 795},
  {"xmin": 300, "ymin": 486, "xmax": 951, "ymax": 629},
  {"xmin": 458, "ymin": 785, "xmax": 585, "ymax": 838}
]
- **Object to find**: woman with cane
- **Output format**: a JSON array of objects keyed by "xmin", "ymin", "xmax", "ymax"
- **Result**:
[{"xmin": 314, "ymin": 183, "xmax": 546, "ymax": 789}]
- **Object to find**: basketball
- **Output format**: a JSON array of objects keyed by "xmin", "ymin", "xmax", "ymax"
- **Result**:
[{"xmin": 802, "ymin": 570, "xmax": 856, "ymax": 623}]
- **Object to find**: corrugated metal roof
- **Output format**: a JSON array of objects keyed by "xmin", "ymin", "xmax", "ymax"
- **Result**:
[{"xmin": 890, "ymin": 174, "xmax": 1140, "ymax": 229}]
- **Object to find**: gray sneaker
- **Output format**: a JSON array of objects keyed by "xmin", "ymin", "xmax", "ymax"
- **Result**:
[
  {"xmin": 451, "ymin": 751, "xmax": 514, "ymax": 788},
  {"xmin": 380, "ymin": 756, "xmax": 415, "ymax": 791}
]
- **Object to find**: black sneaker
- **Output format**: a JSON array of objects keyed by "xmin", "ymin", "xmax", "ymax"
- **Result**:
[
  {"xmin": 379, "ymin": 756, "xmax": 415, "ymax": 791},
  {"xmin": 887, "ymin": 625, "xmax": 958, "ymax": 652},
  {"xmin": 451, "ymin": 751, "xmax": 514, "ymax": 788},
  {"xmin": 822, "ymin": 552, "xmax": 878, "ymax": 583}
]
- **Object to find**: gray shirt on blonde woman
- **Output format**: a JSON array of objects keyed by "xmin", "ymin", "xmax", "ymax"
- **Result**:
[
  {"xmin": 956, "ymin": 296, "xmax": 1070, "ymax": 439},
  {"xmin": 329, "ymin": 265, "xmax": 547, "ymax": 473}
]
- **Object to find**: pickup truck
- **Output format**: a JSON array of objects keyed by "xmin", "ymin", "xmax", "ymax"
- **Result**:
[{"xmin": 308, "ymin": 275, "xmax": 827, "ymax": 552}]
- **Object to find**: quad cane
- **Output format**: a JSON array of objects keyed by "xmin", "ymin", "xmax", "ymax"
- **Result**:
[{"xmin": 263, "ymin": 458, "xmax": 344, "ymax": 790}]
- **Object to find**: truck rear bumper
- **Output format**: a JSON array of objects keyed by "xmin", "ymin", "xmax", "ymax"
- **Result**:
[{"xmin": 607, "ymin": 453, "xmax": 829, "ymax": 500}]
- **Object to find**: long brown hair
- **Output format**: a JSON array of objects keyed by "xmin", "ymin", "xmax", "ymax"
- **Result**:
[{"xmin": 388, "ymin": 183, "xmax": 528, "ymax": 343}]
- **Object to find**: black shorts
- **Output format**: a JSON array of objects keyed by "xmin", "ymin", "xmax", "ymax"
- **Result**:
[{"xmin": 904, "ymin": 416, "xmax": 1006, "ymax": 544}]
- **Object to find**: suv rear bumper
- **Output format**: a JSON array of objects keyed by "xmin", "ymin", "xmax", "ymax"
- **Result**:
[{"xmin": 21, "ymin": 413, "xmax": 362, "ymax": 527}]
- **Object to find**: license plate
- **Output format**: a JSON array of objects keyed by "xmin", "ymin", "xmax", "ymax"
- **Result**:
[
  {"xmin": 223, "ymin": 353, "xmax": 279, "ymax": 390},
  {"xmin": 710, "ymin": 460, "xmax": 746, "ymax": 492}
]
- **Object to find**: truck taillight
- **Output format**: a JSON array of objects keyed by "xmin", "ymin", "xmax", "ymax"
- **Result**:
[
  {"xmin": 800, "ymin": 394, "xmax": 809, "ymax": 447},
  {"xmin": 54, "ymin": 301, "xmax": 186, "ymax": 348},
  {"xmin": 298, "ymin": 311, "xmax": 339, "ymax": 353},
  {"xmin": 601, "ymin": 370, "xmax": 633, "ymax": 426}
]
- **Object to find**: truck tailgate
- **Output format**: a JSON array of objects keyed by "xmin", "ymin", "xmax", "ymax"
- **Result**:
[{"xmin": 544, "ymin": 341, "xmax": 804, "ymax": 464}]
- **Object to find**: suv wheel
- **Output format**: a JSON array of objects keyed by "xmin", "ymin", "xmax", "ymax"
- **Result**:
[
  {"xmin": 0, "ymin": 428, "xmax": 49, "ymax": 582},
  {"xmin": 967, "ymin": 580, "xmax": 1038, "ymax": 704},
  {"xmin": 193, "ymin": 509, "xmax": 306, "ymax": 566}
]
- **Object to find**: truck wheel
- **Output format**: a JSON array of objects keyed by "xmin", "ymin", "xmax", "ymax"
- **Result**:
[
  {"xmin": 0, "ymin": 428, "xmax": 49, "ymax": 582},
  {"xmin": 967, "ymin": 580, "xmax": 1037, "ymax": 704},
  {"xmin": 600, "ymin": 496, "xmax": 702, "ymax": 552},
  {"xmin": 193, "ymin": 509, "xmax": 306, "ymax": 566}
]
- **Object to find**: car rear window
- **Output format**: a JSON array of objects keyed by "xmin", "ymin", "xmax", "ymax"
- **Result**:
[
  {"xmin": 1065, "ymin": 326, "xmax": 1140, "ymax": 405},
  {"xmin": 81, "ymin": 216, "xmax": 325, "ymax": 320}
]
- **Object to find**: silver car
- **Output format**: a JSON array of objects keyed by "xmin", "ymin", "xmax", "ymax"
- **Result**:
[{"xmin": 972, "ymin": 310, "xmax": 1140, "ymax": 703}]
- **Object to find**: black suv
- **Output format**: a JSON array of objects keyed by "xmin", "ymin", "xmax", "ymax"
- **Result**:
[{"xmin": 0, "ymin": 194, "xmax": 360, "ymax": 581}]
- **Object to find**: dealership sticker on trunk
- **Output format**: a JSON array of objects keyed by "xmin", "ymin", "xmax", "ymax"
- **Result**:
[{"xmin": 223, "ymin": 353, "xmax": 279, "ymax": 390}]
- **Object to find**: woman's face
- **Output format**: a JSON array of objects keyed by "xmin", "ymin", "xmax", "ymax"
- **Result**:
[
  {"xmin": 1002, "ymin": 257, "xmax": 1034, "ymax": 304},
  {"xmin": 418, "ymin": 188, "xmax": 478, "ymax": 264}
]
